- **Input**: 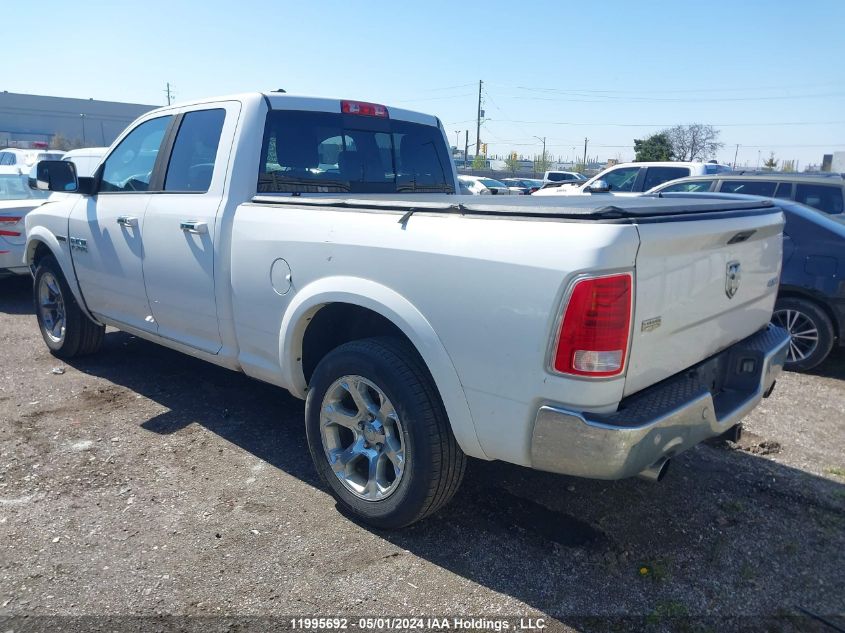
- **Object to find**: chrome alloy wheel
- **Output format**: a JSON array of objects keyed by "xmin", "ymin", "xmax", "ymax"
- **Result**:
[
  {"xmin": 319, "ymin": 375, "xmax": 406, "ymax": 501},
  {"xmin": 772, "ymin": 308, "xmax": 819, "ymax": 364},
  {"xmin": 38, "ymin": 272, "xmax": 66, "ymax": 344}
]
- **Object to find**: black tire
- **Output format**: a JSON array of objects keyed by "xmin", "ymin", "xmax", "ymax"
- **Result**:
[
  {"xmin": 772, "ymin": 296, "xmax": 835, "ymax": 371},
  {"xmin": 33, "ymin": 255, "xmax": 104, "ymax": 358},
  {"xmin": 305, "ymin": 337, "xmax": 466, "ymax": 528}
]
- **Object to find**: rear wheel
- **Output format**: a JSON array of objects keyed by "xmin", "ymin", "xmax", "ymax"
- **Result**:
[
  {"xmin": 305, "ymin": 337, "xmax": 465, "ymax": 528},
  {"xmin": 33, "ymin": 255, "xmax": 104, "ymax": 358},
  {"xmin": 772, "ymin": 297, "xmax": 834, "ymax": 371}
]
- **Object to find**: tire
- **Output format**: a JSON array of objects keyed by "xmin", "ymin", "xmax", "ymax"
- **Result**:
[
  {"xmin": 33, "ymin": 255, "xmax": 104, "ymax": 358},
  {"xmin": 305, "ymin": 337, "xmax": 466, "ymax": 528},
  {"xmin": 772, "ymin": 297, "xmax": 835, "ymax": 372}
]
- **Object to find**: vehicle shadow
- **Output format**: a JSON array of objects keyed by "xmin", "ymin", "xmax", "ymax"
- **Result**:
[
  {"xmin": 805, "ymin": 347, "xmax": 845, "ymax": 380},
  {"xmin": 65, "ymin": 331, "xmax": 844, "ymax": 630},
  {"xmin": 0, "ymin": 274, "xmax": 33, "ymax": 315}
]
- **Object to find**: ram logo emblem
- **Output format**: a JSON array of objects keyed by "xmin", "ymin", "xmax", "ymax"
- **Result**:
[{"xmin": 726, "ymin": 261, "xmax": 741, "ymax": 299}]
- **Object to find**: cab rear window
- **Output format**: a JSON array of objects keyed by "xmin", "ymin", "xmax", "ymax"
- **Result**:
[{"xmin": 257, "ymin": 110, "xmax": 454, "ymax": 194}]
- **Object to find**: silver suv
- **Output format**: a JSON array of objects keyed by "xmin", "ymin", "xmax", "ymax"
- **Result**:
[{"xmin": 650, "ymin": 172, "xmax": 845, "ymax": 215}]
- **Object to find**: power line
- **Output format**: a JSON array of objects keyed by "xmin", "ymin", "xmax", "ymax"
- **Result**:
[
  {"xmin": 483, "ymin": 118, "xmax": 845, "ymax": 128},
  {"xmin": 486, "ymin": 81, "xmax": 844, "ymax": 95}
]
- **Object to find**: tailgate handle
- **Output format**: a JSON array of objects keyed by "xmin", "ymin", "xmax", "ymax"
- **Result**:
[{"xmin": 727, "ymin": 230, "xmax": 756, "ymax": 245}]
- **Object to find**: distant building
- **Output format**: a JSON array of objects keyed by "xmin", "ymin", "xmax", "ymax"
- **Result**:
[{"xmin": 0, "ymin": 91, "xmax": 157, "ymax": 149}]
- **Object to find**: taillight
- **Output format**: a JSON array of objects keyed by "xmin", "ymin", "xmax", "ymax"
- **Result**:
[
  {"xmin": 341, "ymin": 100, "xmax": 388, "ymax": 118},
  {"xmin": 0, "ymin": 216, "xmax": 22, "ymax": 237},
  {"xmin": 553, "ymin": 273, "xmax": 633, "ymax": 377}
]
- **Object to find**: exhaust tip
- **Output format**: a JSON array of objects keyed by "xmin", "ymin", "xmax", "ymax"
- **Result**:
[{"xmin": 638, "ymin": 457, "xmax": 671, "ymax": 483}]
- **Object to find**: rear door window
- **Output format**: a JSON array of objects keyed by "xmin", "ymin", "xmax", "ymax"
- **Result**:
[
  {"xmin": 164, "ymin": 109, "xmax": 226, "ymax": 192},
  {"xmin": 258, "ymin": 110, "xmax": 454, "ymax": 194},
  {"xmin": 774, "ymin": 182, "xmax": 793, "ymax": 199},
  {"xmin": 718, "ymin": 180, "xmax": 777, "ymax": 196},
  {"xmin": 794, "ymin": 183, "xmax": 844, "ymax": 214},
  {"xmin": 642, "ymin": 166, "xmax": 690, "ymax": 191}
]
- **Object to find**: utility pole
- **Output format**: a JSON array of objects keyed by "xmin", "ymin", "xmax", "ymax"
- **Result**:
[
  {"xmin": 464, "ymin": 130, "xmax": 469, "ymax": 169},
  {"xmin": 733, "ymin": 144, "xmax": 740, "ymax": 168},
  {"xmin": 583, "ymin": 137, "xmax": 589, "ymax": 168},
  {"xmin": 165, "ymin": 82, "xmax": 174, "ymax": 106},
  {"xmin": 475, "ymin": 80, "xmax": 483, "ymax": 164},
  {"xmin": 79, "ymin": 114, "xmax": 87, "ymax": 144},
  {"xmin": 534, "ymin": 136, "xmax": 547, "ymax": 169},
  {"xmin": 756, "ymin": 150, "xmax": 761, "ymax": 170},
  {"xmin": 454, "ymin": 130, "xmax": 460, "ymax": 149}
]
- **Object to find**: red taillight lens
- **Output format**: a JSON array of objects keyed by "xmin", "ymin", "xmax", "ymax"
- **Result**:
[
  {"xmin": 554, "ymin": 273, "xmax": 632, "ymax": 377},
  {"xmin": 341, "ymin": 100, "xmax": 389, "ymax": 118},
  {"xmin": 0, "ymin": 230, "xmax": 20, "ymax": 237}
]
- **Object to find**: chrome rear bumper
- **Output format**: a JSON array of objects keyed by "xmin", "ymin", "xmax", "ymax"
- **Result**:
[{"xmin": 530, "ymin": 325, "xmax": 790, "ymax": 480}]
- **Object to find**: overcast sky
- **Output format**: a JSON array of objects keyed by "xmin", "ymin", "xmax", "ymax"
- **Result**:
[{"xmin": 4, "ymin": 0, "xmax": 844, "ymax": 167}]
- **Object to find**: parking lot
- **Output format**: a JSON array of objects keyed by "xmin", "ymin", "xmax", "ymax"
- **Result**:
[{"xmin": 0, "ymin": 273, "xmax": 843, "ymax": 631}]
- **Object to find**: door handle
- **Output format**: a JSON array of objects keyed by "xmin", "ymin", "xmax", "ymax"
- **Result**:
[
  {"xmin": 116, "ymin": 215, "xmax": 138, "ymax": 228},
  {"xmin": 180, "ymin": 220, "xmax": 208, "ymax": 234}
]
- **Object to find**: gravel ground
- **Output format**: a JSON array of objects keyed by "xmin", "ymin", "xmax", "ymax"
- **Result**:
[{"xmin": 1, "ymin": 274, "xmax": 843, "ymax": 632}]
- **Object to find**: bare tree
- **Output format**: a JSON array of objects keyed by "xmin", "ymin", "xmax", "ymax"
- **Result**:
[{"xmin": 663, "ymin": 124, "xmax": 723, "ymax": 161}]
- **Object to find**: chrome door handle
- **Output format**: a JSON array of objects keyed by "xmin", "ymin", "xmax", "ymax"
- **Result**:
[
  {"xmin": 116, "ymin": 215, "xmax": 138, "ymax": 228},
  {"xmin": 180, "ymin": 220, "xmax": 208, "ymax": 234}
]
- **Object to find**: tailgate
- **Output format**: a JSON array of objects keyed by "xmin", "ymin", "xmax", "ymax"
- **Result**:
[{"xmin": 625, "ymin": 209, "xmax": 783, "ymax": 396}]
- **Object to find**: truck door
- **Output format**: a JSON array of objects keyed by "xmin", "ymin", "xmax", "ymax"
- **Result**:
[
  {"xmin": 141, "ymin": 103, "xmax": 240, "ymax": 354},
  {"xmin": 69, "ymin": 114, "xmax": 174, "ymax": 332}
]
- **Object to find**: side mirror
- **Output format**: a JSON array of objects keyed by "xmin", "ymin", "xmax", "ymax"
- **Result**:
[
  {"xmin": 30, "ymin": 160, "xmax": 78, "ymax": 192},
  {"xmin": 586, "ymin": 179, "xmax": 610, "ymax": 193}
]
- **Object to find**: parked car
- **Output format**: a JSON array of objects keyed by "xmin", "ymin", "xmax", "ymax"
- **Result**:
[
  {"xmin": 653, "ymin": 191, "xmax": 845, "ymax": 371},
  {"xmin": 457, "ymin": 174, "xmax": 514, "ymax": 195},
  {"xmin": 534, "ymin": 161, "xmax": 732, "ymax": 196},
  {"xmin": 647, "ymin": 173, "xmax": 845, "ymax": 215},
  {"xmin": 0, "ymin": 148, "xmax": 65, "ymax": 169},
  {"xmin": 543, "ymin": 170, "xmax": 587, "ymax": 183},
  {"xmin": 62, "ymin": 147, "xmax": 109, "ymax": 177},
  {"xmin": 25, "ymin": 92, "xmax": 788, "ymax": 528},
  {"xmin": 501, "ymin": 178, "xmax": 543, "ymax": 195},
  {"xmin": 0, "ymin": 166, "xmax": 50, "ymax": 277}
]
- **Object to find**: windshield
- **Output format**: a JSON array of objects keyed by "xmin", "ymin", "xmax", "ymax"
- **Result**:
[
  {"xmin": 0, "ymin": 174, "xmax": 49, "ymax": 200},
  {"xmin": 258, "ymin": 110, "xmax": 454, "ymax": 194},
  {"xmin": 479, "ymin": 178, "xmax": 506, "ymax": 188}
]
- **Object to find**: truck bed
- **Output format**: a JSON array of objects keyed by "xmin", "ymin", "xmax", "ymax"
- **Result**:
[{"xmin": 250, "ymin": 193, "xmax": 775, "ymax": 221}]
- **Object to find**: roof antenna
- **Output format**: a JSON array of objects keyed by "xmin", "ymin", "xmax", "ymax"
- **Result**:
[{"xmin": 272, "ymin": 88, "xmax": 286, "ymax": 93}]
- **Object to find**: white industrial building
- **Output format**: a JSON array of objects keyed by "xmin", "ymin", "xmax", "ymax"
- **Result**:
[{"xmin": 0, "ymin": 91, "xmax": 156, "ymax": 149}]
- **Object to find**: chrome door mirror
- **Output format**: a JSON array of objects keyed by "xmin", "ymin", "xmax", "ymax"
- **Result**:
[
  {"xmin": 30, "ymin": 160, "xmax": 79, "ymax": 192},
  {"xmin": 586, "ymin": 179, "xmax": 610, "ymax": 193}
]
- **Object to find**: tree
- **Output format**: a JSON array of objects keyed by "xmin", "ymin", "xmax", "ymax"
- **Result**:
[
  {"xmin": 49, "ymin": 133, "xmax": 85, "ymax": 151},
  {"xmin": 471, "ymin": 153, "xmax": 486, "ymax": 170},
  {"xmin": 782, "ymin": 159, "xmax": 795, "ymax": 173},
  {"xmin": 662, "ymin": 124, "xmax": 723, "ymax": 161},
  {"xmin": 505, "ymin": 152, "xmax": 520, "ymax": 175},
  {"xmin": 533, "ymin": 152, "xmax": 553, "ymax": 174},
  {"xmin": 633, "ymin": 133, "xmax": 674, "ymax": 162},
  {"xmin": 762, "ymin": 152, "xmax": 778, "ymax": 171}
]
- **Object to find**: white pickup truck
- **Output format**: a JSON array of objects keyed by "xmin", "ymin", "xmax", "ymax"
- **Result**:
[{"xmin": 25, "ymin": 92, "xmax": 790, "ymax": 528}]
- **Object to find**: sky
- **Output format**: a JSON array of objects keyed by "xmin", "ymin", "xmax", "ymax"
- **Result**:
[{"xmin": 4, "ymin": 0, "xmax": 845, "ymax": 167}]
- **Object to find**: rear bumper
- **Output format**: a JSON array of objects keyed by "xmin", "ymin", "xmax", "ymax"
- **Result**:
[{"xmin": 530, "ymin": 325, "xmax": 790, "ymax": 479}]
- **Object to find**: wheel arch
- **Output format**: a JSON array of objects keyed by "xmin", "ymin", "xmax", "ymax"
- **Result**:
[
  {"xmin": 24, "ymin": 229, "xmax": 99, "ymax": 324},
  {"xmin": 278, "ymin": 277, "xmax": 487, "ymax": 460}
]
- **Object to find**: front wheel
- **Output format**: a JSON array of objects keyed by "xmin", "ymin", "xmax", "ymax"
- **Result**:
[
  {"xmin": 305, "ymin": 337, "xmax": 465, "ymax": 528},
  {"xmin": 33, "ymin": 255, "xmax": 104, "ymax": 358},
  {"xmin": 772, "ymin": 297, "xmax": 834, "ymax": 371}
]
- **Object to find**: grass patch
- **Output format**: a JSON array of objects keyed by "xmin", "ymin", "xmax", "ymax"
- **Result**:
[
  {"xmin": 826, "ymin": 466, "xmax": 845, "ymax": 478},
  {"xmin": 646, "ymin": 600, "xmax": 689, "ymax": 626}
]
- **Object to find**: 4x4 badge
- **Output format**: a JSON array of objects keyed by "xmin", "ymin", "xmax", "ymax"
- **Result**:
[{"xmin": 726, "ymin": 261, "xmax": 741, "ymax": 299}]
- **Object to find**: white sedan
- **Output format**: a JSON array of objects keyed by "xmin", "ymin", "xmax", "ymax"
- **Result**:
[
  {"xmin": 457, "ymin": 175, "xmax": 515, "ymax": 195},
  {"xmin": 0, "ymin": 167, "xmax": 50, "ymax": 277}
]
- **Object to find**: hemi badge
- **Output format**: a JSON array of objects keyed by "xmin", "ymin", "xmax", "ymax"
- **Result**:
[{"xmin": 641, "ymin": 317, "xmax": 662, "ymax": 332}]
